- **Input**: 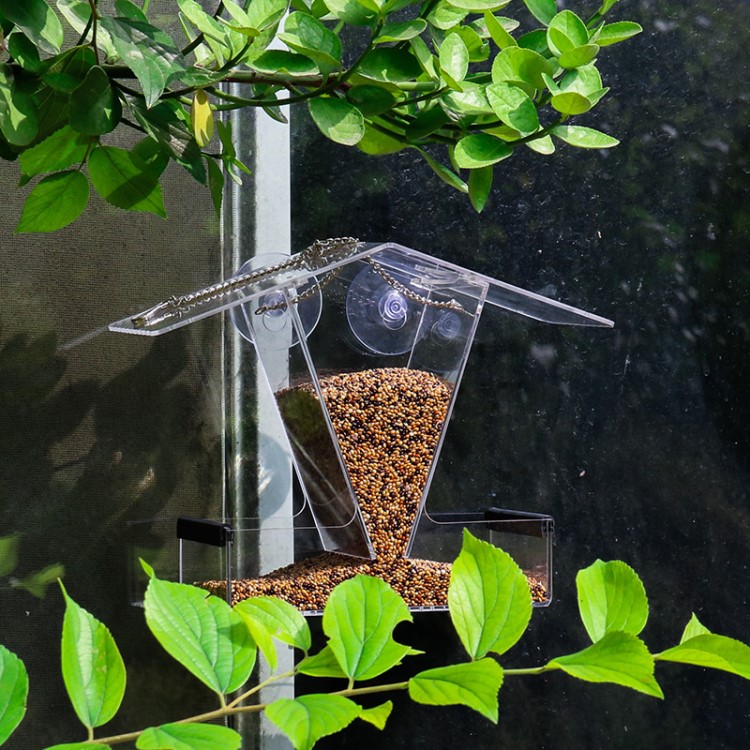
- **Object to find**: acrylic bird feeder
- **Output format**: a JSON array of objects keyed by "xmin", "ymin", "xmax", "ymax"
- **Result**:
[{"xmin": 111, "ymin": 239, "xmax": 612, "ymax": 613}]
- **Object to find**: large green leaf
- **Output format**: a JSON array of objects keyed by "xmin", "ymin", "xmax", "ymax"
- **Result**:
[
  {"xmin": 657, "ymin": 632, "xmax": 750, "ymax": 680},
  {"xmin": 491, "ymin": 47, "xmax": 553, "ymax": 92},
  {"xmin": 558, "ymin": 64, "xmax": 603, "ymax": 97},
  {"xmin": 347, "ymin": 85, "xmax": 396, "ymax": 116},
  {"xmin": 409, "ymin": 659, "xmax": 504, "ymax": 722},
  {"xmin": 0, "ymin": 533, "xmax": 19, "ymax": 578},
  {"xmin": 486, "ymin": 82, "xmax": 539, "ymax": 135},
  {"xmin": 70, "ymin": 66, "xmax": 121, "ymax": 135},
  {"xmin": 356, "ymin": 124, "xmax": 405, "ymax": 155},
  {"xmin": 142, "ymin": 566, "xmax": 257, "ymax": 695},
  {"xmin": 323, "ymin": 574, "xmax": 417, "ymax": 682},
  {"xmin": 297, "ymin": 645, "xmax": 348, "ymax": 678},
  {"xmin": 136, "ymin": 723, "xmax": 242, "ymax": 750},
  {"xmin": 551, "ymin": 124, "xmax": 619, "ymax": 148},
  {"xmin": 100, "ymin": 17, "xmax": 185, "ymax": 108},
  {"xmin": 358, "ymin": 48, "xmax": 423, "ymax": 82},
  {"xmin": 245, "ymin": 0, "xmax": 288, "ymax": 31},
  {"xmin": 234, "ymin": 596, "xmax": 312, "ymax": 653},
  {"xmin": 88, "ymin": 145, "xmax": 166, "ymax": 216},
  {"xmin": 547, "ymin": 10, "xmax": 589, "ymax": 56},
  {"xmin": 308, "ymin": 98, "xmax": 365, "ymax": 146},
  {"xmin": 441, "ymin": 82, "xmax": 494, "ymax": 116},
  {"xmin": 0, "ymin": 645, "xmax": 28, "ymax": 746},
  {"xmin": 550, "ymin": 631, "xmax": 663, "ymax": 698},
  {"xmin": 253, "ymin": 50, "xmax": 318, "ymax": 76},
  {"xmin": 522, "ymin": 0, "xmax": 557, "ymax": 25},
  {"xmin": 448, "ymin": 529, "xmax": 532, "ymax": 659},
  {"xmin": 0, "ymin": 0, "xmax": 63, "ymax": 54},
  {"xmin": 439, "ymin": 33, "xmax": 469, "ymax": 84},
  {"xmin": 595, "ymin": 21, "xmax": 643, "ymax": 47},
  {"xmin": 56, "ymin": 0, "xmax": 118, "ymax": 59},
  {"xmin": 376, "ymin": 19, "xmax": 426, "ymax": 44},
  {"xmin": 0, "ymin": 64, "xmax": 39, "ymax": 146},
  {"xmin": 484, "ymin": 11, "xmax": 517, "ymax": 49},
  {"xmin": 60, "ymin": 582, "xmax": 126, "ymax": 729},
  {"xmin": 19, "ymin": 126, "xmax": 91, "ymax": 182},
  {"xmin": 16, "ymin": 170, "xmax": 89, "ymax": 233},
  {"xmin": 266, "ymin": 695, "xmax": 361, "ymax": 750},
  {"xmin": 576, "ymin": 560, "xmax": 649, "ymax": 643},
  {"xmin": 454, "ymin": 134, "xmax": 512, "ymax": 169},
  {"xmin": 550, "ymin": 91, "xmax": 593, "ymax": 115},
  {"xmin": 558, "ymin": 45, "xmax": 599, "ymax": 70},
  {"xmin": 279, "ymin": 12, "xmax": 342, "ymax": 73},
  {"xmin": 323, "ymin": 0, "xmax": 377, "ymax": 26}
]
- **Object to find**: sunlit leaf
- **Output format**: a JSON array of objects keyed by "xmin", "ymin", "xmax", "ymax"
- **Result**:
[
  {"xmin": 559, "ymin": 45, "xmax": 599, "ymax": 69},
  {"xmin": 323, "ymin": 575, "xmax": 417, "ymax": 681},
  {"xmin": 486, "ymin": 82, "xmax": 539, "ymax": 135},
  {"xmin": 0, "ymin": 64, "xmax": 39, "ymax": 146},
  {"xmin": 679, "ymin": 613, "xmax": 712, "ymax": 644},
  {"xmin": 56, "ymin": 0, "xmax": 118, "ymax": 59},
  {"xmin": 427, "ymin": 1, "xmax": 467, "ymax": 31},
  {"xmin": 297, "ymin": 645, "xmax": 348, "ymax": 678},
  {"xmin": 576, "ymin": 560, "xmax": 649, "ymax": 643},
  {"xmin": 454, "ymin": 134, "xmax": 512, "ymax": 169},
  {"xmin": 279, "ymin": 12, "xmax": 342, "ymax": 73},
  {"xmin": 409, "ymin": 659, "xmax": 504, "ymax": 722},
  {"xmin": 657, "ymin": 634, "xmax": 750, "ymax": 680},
  {"xmin": 550, "ymin": 631, "xmax": 663, "ymax": 698},
  {"xmin": 0, "ymin": 645, "xmax": 28, "ymax": 746},
  {"xmin": 43, "ymin": 743, "xmax": 110, "ymax": 749},
  {"xmin": 376, "ymin": 19, "xmax": 426, "ymax": 44},
  {"xmin": 136, "ymin": 722, "xmax": 242, "ymax": 750},
  {"xmin": 484, "ymin": 11, "xmax": 517, "ymax": 49},
  {"xmin": 551, "ymin": 124, "xmax": 619, "ymax": 148},
  {"xmin": 491, "ymin": 47, "xmax": 553, "ymax": 92},
  {"xmin": 308, "ymin": 97, "xmax": 365, "ymax": 146},
  {"xmin": 550, "ymin": 91, "xmax": 593, "ymax": 115},
  {"xmin": 595, "ymin": 21, "xmax": 643, "ymax": 47},
  {"xmin": 547, "ymin": 10, "xmax": 590, "ymax": 56},
  {"xmin": 526, "ymin": 134, "xmax": 555, "ymax": 154},
  {"xmin": 266, "ymin": 695, "xmax": 361, "ymax": 750},
  {"xmin": 60, "ymin": 582, "xmax": 126, "ymax": 729},
  {"xmin": 0, "ymin": 0, "xmax": 63, "ymax": 54},
  {"xmin": 323, "ymin": 0, "xmax": 377, "ymax": 26},
  {"xmin": 522, "ymin": 0, "xmax": 557, "ymax": 25},
  {"xmin": 440, "ymin": 33, "xmax": 469, "ymax": 84},
  {"xmin": 16, "ymin": 170, "xmax": 89, "ymax": 233},
  {"xmin": 448, "ymin": 529, "xmax": 532, "ymax": 659},
  {"xmin": 358, "ymin": 701, "xmax": 392, "ymax": 729}
]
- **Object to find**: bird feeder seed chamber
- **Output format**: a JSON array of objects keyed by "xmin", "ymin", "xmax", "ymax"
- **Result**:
[{"xmin": 111, "ymin": 240, "xmax": 612, "ymax": 614}]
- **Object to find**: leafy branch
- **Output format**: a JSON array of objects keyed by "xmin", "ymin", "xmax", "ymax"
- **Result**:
[
  {"xmin": 2, "ymin": 530, "xmax": 750, "ymax": 749},
  {"xmin": 0, "ymin": 0, "xmax": 644, "ymax": 232}
]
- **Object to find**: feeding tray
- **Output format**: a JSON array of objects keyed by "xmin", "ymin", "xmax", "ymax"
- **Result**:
[{"xmin": 111, "ymin": 240, "xmax": 611, "ymax": 612}]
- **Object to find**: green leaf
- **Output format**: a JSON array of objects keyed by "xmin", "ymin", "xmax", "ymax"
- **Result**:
[
  {"xmin": 427, "ymin": 1, "xmax": 467, "ymax": 31},
  {"xmin": 266, "ymin": 695, "xmax": 361, "ymax": 750},
  {"xmin": 15, "ymin": 563, "xmax": 65, "ymax": 598},
  {"xmin": 440, "ymin": 33, "xmax": 469, "ymax": 84},
  {"xmin": 415, "ymin": 147, "xmax": 468, "ymax": 193},
  {"xmin": 206, "ymin": 158, "xmax": 224, "ymax": 217},
  {"xmin": 657, "ymin": 634, "xmax": 750, "ymax": 680},
  {"xmin": 550, "ymin": 631, "xmax": 663, "ymax": 698},
  {"xmin": 88, "ymin": 145, "xmax": 166, "ymax": 216},
  {"xmin": 486, "ymin": 82, "xmax": 539, "ymax": 135},
  {"xmin": 441, "ymin": 82, "xmax": 493, "ymax": 116},
  {"xmin": 323, "ymin": 575, "xmax": 416, "ymax": 681},
  {"xmin": 551, "ymin": 124, "xmax": 619, "ymax": 148},
  {"xmin": 43, "ymin": 744, "xmax": 110, "ymax": 749},
  {"xmin": 448, "ymin": 529, "xmax": 532, "ymax": 659},
  {"xmin": 356, "ymin": 124, "xmax": 405, "ymax": 155},
  {"xmin": 56, "ymin": 0, "xmax": 118, "ymax": 59},
  {"xmin": 550, "ymin": 91, "xmax": 592, "ymax": 115},
  {"xmin": 526, "ymin": 134, "xmax": 555, "ymax": 154},
  {"xmin": 559, "ymin": 45, "xmax": 599, "ymax": 69},
  {"xmin": 253, "ymin": 50, "xmax": 318, "ymax": 76},
  {"xmin": 233, "ymin": 604, "xmax": 278, "ymax": 672},
  {"xmin": 484, "ymin": 12, "xmax": 517, "ymax": 49},
  {"xmin": 447, "ymin": 0, "xmax": 511, "ymax": 11},
  {"xmin": 468, "ymin": 165, "xmax": 493, "ymax": 212},
  {"xmin": 245, "ymin": 0, "xmax": 288, "ymax": 31},
  {"xmin": 115, "ymin": 0, "xmax": 149, "ymax": 22},
  {"xmin": 376, "ymin": 19, "xmax": 426, "ymax": 43},
  {"xmin": 491, "ymin": 47, "xmax": 553, "ymax": 92},
  {"xmin": 0, "ymin": 645, "xmax": 28, "ymax": 745},
  {"xmin": 19, "ymin": 125, "xmax": 89, "ymax": 183},
  {"xmin": 454, "ymin": 134, "xmax": 512, "ymax": 169},
  {"xmin": 522, "ymin": 0, "xmax": 557, "ymax": 26},
  {"xmin": 595, "ymin": 21, "xmax": 643, "ymax": 47},
  {"xmin": 409, "ymin": 659, "xmax": 504, "ymax": 722},
  {"xmin": 576, "ymin": 560, "xmax": 648, "ymax": 643},
  {"xmin": 100, "ymin": 17, "xmax": 185, "ymax": 108},
  {"xmin": 405, "ymin": 106, "xmax": 450, "ymax": 141},
  {"xmin": 142, "ymin": 569, "xmax": 257, "ymax": 695},
  {"xmin": 347, "ymin": 85, "xmax": 396, "ymax": 116},
  {"xmin": 599, "ymin": 0, "xmax": 621, "ymax": 16},
  {"xmin": 60, "ymin": 582, "xmax": 126, "ymax": 729},
  {"xmin": 297, "ymin": 645, "xmax": 348, "ymax": 678},
  {"xmin": 279, "ymin": 12, "xmax": 342, "ymax": 73},
  {"xmin": 680, "ymin": 613, "xmax": 712, "ymax": 644},
  {"xmin": 547, "ymin": 10, "xmax": 589, "ymax": 56},
  {"xmin": 358, "ymin": 48, "xmax": 423, "ymax": 82},
  {"xmin": 0, "ymin": 533, "xmax": 20, "ymax": 578},
  {"xmin": 70, "ymin": 65, "xmax": 120, "ymax": 135},
  {"xmin": 16, "ymin": 170, "xmax": 89, "ymax": 233},
  {"xmin": 358, "ymin": 701, "xmax": 392, "ymax": 729},
  {"xmin": 558, "ymin": 64, "xmax": 603, "ymax": 97},
  {"xmin": 308, "ymin": 97, "xmax": 365, "ymax": 146},
  {"xmin": 323, "ymin": 0, "xmax": 377, "ymax": 26},
  {"xmin": 7, "ymin": 33, "xmax": 45, "ymax": 73},
  {"xmin": 136, "ymin": 723, "xmax": 242, "ymax": 750},
  {"xmin": 0, "ymin": 64, "xmax": 39, "ymax": 146},
  {"xmin": 0, "ymin": 0, "xmax": 63, "ymax": 54}
]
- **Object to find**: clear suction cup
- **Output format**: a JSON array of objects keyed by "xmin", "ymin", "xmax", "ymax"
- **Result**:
[
  {"xmin": 230, "ymin": 254, "xmax": 322, "ymax": 350},
  {"xmin": 346, "ymin": 264, "xmax": 430, "ymax": 355}
]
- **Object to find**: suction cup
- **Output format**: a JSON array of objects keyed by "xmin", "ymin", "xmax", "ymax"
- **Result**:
[
  {"xmin": 346, "ymin": 264, "xmax": 431, "ymax": 355},
  {"xmin": 230, "ymin": 254, "xmax": 322, "ymax": 350}
]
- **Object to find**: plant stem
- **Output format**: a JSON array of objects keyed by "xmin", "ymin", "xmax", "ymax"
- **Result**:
[
  {"xmin": 503, "ymin": 664, "xmax": 557, "ymax": 676},
  {"xmin": 226, "ymin": 668, "xmax": 297, "ymax": 709},
  {"xmin": 88, "ymin": 0, "xmax": 100, "ymax": 65}
]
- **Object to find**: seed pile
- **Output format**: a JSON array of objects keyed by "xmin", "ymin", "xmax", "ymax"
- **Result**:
[{"xmin": 199, "ymin": 367, "xmax": 548, "ymax": 610}]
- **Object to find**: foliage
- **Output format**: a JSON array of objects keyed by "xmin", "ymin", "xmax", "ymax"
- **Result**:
[
  {"xmin": 2, "ymin": 529, "xmax": 749, "ymax": 749},
  {"xmin": 0, "ymin": 0, "xmax": 642, "ymax": 231}
]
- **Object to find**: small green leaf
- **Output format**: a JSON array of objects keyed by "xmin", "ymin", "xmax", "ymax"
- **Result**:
[
  {"xmin": 454, "ymin": 134, "xmax": 512, "ymax": 169},
  {"xmin": 484, "ymin": 11, "xmax": 517, "ymax": 49},
  {"xmin": 267, "ymin": 695, "xmax": 361, "ymax": 750},
  {"xmin": 550, "ymin": 631, "xmax": 663, "ymax": 698},
  {"xmin": 440, "ymin": 33, "xmax": 469, "ymax": 84},
  {"xmin": 20, "ymin": 126, "xmax": 90, "ymax": 181},
  {"xmin": 558, "ymin": 45, "xmax": 599, "ymax": 69},
  {"xmin": 415, "ymin": 147, "xmax": 468, "ymax": 193},
  {"xmin": 88, "ymin": 145, "xmax": 166, "ymax": 216},
  {"xmin": 526, "ymin": 134, "xmax": 555, "ymax": 154},
  {"xmin": 447, "ymin": 0, "xmax": 511, "ymax": 8},
  {"xmin": 60, "ymin": 582, "xmax": 127, "ymax": 729},
  {"xmin": 358, "ymin": 48, "xmax": 423, "ymax": 82},
  {"xmin": 576, "ymin": 560, "xmax": 649, "ymax": 643},
  {"xmin": 551, "ymin": 124, "xmax": 619, "ymax": 148},
  {"xmin": 558, "ymin": 64, "xmax": 603, "ymax": 97},
  {"xmin": 595, "ymin": 21, "xmax": 642, "ymax": 46},
  {"xmin": 0, "ymin": 533, "xmax": 20, "ymax": 578},
  {"xmin": 70, "ymin": 66, "xmax": 121, "ymax": 135},
  {"xmin": 0, "ymin": 645, "xmax": 28, "ymax": 745},
  {"xmin": 409, "ymin": 659, "xmax": 504, "ymax": 722},
  {"xmin": 0, "ymin": 64, "xmax": 39, "ymax": 146},
  {"xmin": 427, "ymin": 1, "xmax": 468, "ymax": 31},
  {"xmin": 43, "ymin": 743, "xmax": 110, "ymax": 749},
  {"xmin": 235, "ymin": 596, "xmax": 311, "ymax": 653},
  {"xmin": 358, "ymin": 701, "xmax": 393, "ymax": 729},
  {"xmin": 376, "ymin": 19, "xmax": 427, "ymax": 43},
  {"xmin": 347, "ymin": 85, "xmax": 396, "ymax": 116},
  {"xmin": 448, "ymin": 529, "xmax": 532, "ymax": 659},
  {"xmin": 308, "ymin": 97, "xmax": 365, "ymax": 146},
  {"xmin": 279, "ymin": 12, "xmax": 342, "ymax": 73},
  {"xmin": 657, "ymin": 634, "xmax": 750, "ymax": 680},
  {"xmin": 491, "ymin": 47, "xmax": 553, "ymax": 92},
  {"xmin": 232, "ymin": 606, "xmax": 277, "ymax": 672},
  {"xmin": 136, "ymin": 722, "xmax": 242, "ymax": 750},
  {"xmin": 143, "ymin": 572, "xmax": 256, "ymax": 695},
  {"xmin": 323, "ymin": 575, "xmax": 417, "ymax": 682},
  {"xmin": 253, "ymin": 50, "xmax": 318, "ymax": 76},
  {"xmin": 323, "ymin": 0, "xmax": 377, "ymax": 26},
  {"xmin": 486, "ymin": 82, "xmax": 539, "ymax": 135},
  {"xmin": 297, "ymin": 645, "xmax": 348, "ymax": 678},
  {"xmin": 16, "ymin": 170, "xmax": 89, "ymax": 233},
  {"xmin": 0, "ymin": 0, "xmax": 63, "ymax": 54},
  {"xmin": 15, "ymin": 563, "xmax": 65, "ymax": 598},
  {"xmin": 550, "ymin": 91, "xmax": 593, "ymax": 115},
  {"xmin": 356, "ymin": 124, "xmax": 405, "ymax": 155},
  {"xmin": 680, "ymin": 613, "xmax": 712, "ymax": 644},
  {"xmin": 547, "ymin": 10, "xmax": 589, "ymax": 56},
  {"xmin": 522, "ymin": 0, "xmax": 557, "ymax": 25},
  {"xmin": 468, "ymin": 165, "xmax": 493, "ymax": 213}
]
